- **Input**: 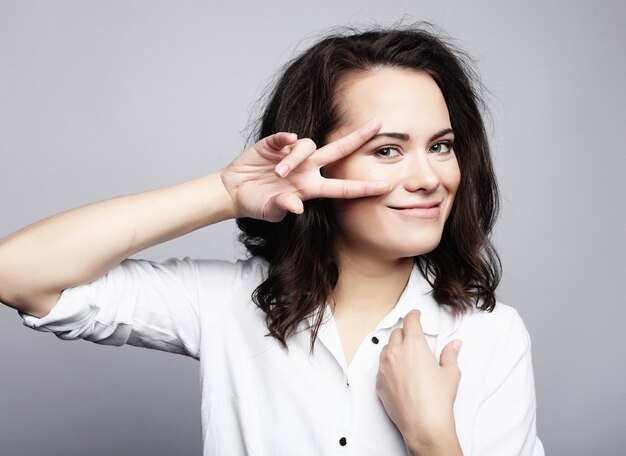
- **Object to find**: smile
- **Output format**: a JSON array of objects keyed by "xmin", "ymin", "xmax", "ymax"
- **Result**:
[{"xmin": 388, "ymin": 203, "xmax": 441, "ymax": 219}]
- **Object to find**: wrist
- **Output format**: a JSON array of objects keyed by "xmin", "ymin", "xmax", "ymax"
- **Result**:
[
  {"xmin": 201, "ymin": 170, "xmax": 239, "ymax": 222},
  {"xmin": 403, "ymin": 422, "xmax": 463, "ymax": 456}
]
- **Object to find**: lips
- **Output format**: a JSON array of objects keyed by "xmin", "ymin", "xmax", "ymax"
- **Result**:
[
  {"xmin": 388, "ymin": 202, "xmax": 441, "ymax": 219},
  {"xmin": 389, "ymin": 202, "xmax": 441, "ymax": 210}
]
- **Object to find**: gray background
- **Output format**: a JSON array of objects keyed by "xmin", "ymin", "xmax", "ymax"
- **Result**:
[{"xmin": 1, "ymin": 1, "xmax": 624, "ymax": 455}]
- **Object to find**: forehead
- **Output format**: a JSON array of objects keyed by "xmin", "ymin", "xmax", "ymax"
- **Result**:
[{"xmin": 331, "ymin": 68, "xmax": 451, "ymax": 139}]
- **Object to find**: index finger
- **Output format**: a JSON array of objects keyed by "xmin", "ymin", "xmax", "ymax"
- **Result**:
[
  {"xmin": 313, "ymin": 118, "xmax": 381, "ymax": 165},
  {"xmin": 402, "ymin": 309, "xmax": 426, "ymax": 341}
]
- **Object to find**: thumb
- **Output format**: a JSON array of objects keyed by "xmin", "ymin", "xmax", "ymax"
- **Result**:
[{"xmin": 439, "ymin": 339, "xmax": 462, "ymax": 369}]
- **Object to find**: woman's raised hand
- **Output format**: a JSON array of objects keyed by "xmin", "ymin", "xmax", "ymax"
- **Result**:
[{"xmin": 220, "ymin": 118, "xmax": 390, "ymax": 222}]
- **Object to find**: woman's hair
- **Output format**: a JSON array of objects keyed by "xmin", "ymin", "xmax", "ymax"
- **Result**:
[{"xmin": 237, "ymin": 24, "xmax": 501, "ymax": 353}]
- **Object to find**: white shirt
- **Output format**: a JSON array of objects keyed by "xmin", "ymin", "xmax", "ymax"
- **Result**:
[{"xmin": 21, "ymin": 256, "xmax": 544, "ymax": 456}]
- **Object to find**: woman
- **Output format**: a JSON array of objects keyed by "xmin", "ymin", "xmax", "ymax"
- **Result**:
[{"xmin": 0, "ymin": 26, "xmax": 543, "ymax": 455}]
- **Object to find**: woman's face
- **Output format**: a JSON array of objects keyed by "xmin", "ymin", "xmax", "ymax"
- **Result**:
[{"xmin": 324, "ymin": 68, "xmax": 461, "ymax": 262}]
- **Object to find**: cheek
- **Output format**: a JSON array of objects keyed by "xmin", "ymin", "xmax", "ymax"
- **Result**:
[
  {"xmin": 441, "ymin": 159, "xmax": 461, "ymax": 195},
  {"xmin": 441, "ymin": 162, "xmax": 461, "ymax": 221},
  {"xmin": 323, "ymin": 155, "xmax": 378, "ymax": 181},
  {"xmin": 332, "ymin": 197, "xmax": 370, "ymax": 220},
  {"xmin": 330, "ymin": 197, "xmax": 383, "ymax": 236}
]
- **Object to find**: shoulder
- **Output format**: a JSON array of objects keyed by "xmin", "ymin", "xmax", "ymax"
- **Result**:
[
  {"xmin": 450, "ymin": 302, "xmax": 532, "ymax": 365},
  {"xmin": 466, "ymin": 302, "xmax": 529, "ymax": 339}
]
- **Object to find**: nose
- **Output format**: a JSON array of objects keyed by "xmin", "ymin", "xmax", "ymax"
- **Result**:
[{"xmin": 401, "ymin": 154, "xmax": 440, "ymax": 193}]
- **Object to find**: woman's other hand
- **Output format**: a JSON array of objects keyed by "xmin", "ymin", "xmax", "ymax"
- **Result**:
[
  {"xmin": 376, "ymin": 309, "xmax": 463, "ymax": 455},
  {"xmin": 220, "ymin": 118, "xmax": 391, "ymax": 222}
]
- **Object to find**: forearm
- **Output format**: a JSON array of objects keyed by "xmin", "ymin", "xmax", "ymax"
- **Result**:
[{"xmin": 0, "ymin": 170, "xmax": 235, "ymax": 316}]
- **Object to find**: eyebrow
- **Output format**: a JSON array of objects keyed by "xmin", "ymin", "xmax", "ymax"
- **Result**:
[{"xmin": 372, "ymin": 128, "xmax": 454, "ymax": 142}]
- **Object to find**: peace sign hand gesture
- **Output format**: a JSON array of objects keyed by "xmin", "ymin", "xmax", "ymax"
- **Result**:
[{"xmin": 221, "ymin": 118, "xmax": 390, "ymax": 222}]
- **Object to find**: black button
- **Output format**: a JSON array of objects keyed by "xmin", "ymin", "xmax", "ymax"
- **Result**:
[
  {"xmin": 339, "ymin": 437, "xmax": 347, "ymax": 446},
  {"xmin": 371, "ymin": 336, "xmax": 379, "ymax": 344}
]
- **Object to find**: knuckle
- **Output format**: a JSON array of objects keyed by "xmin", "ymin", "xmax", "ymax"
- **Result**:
[
  {"xmin": 336, "ymin": 140, "xmax": 347, "ymax": 157},
  {"xmin": 386, "ymin": 345, "xmax": 401, "ymax": 360},
  {"xmin": 299, "ymin": 138, "xmax": 316, "ymax": 150},
  {"xmin": 340, "ymin": 185, "xmax": 350, "ymax": 199}
]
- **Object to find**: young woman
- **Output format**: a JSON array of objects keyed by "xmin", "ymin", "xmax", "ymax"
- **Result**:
[{"xmin": 0, "ymin": 27, "xmax": 544, "ymax": 455}]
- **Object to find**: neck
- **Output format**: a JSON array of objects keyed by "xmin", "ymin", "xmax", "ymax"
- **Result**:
[{"xmin": 331, "ymin": 248, "xmax": 414, "ymax": 318}]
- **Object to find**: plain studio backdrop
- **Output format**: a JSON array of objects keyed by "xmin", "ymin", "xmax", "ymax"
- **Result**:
[{"xmin": 1, "ymin": 1, "xmax": 624, "ymax": 455}]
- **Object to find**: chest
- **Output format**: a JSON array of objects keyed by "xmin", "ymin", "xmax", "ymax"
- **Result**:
[
  {"xmin": 200, "ymin": 316, "xmax": 408, "ymax": 455},
  {"xmin": 198, "ymin": 305, "xmax": 477, "ymax": 456}
]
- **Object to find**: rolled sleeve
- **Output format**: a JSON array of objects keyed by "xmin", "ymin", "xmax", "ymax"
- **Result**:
[{"xmin": 19, "ymin": 257, "xmax": 202, "ymax": 359}]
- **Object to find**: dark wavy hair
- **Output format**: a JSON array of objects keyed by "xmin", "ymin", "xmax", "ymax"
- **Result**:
[{"xmin": 237, "ymin": 24, "xmax": 501, "ymax": 353}]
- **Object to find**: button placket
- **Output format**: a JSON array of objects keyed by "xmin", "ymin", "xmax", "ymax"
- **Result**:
[{"xmin": 336, "ymin": 366, "xmax": 353, "ymax": 451}]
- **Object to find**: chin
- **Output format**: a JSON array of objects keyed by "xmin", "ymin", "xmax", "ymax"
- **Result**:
[{"xmin": 387, "ymin": 236, "xmax": 443, "ymax": 260}]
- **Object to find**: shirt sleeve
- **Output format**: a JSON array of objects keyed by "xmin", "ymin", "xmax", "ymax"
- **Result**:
[
  {"xmin": 19, "ymin": 257, "xmax": 203, "ymax": 359},
  {"xmin": 472, "ymin": 308, "xmax": 545, "ymax": 456}
]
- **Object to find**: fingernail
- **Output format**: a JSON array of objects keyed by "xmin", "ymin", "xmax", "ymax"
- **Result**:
[
  {"xmin": 275, "ymin": 164, "xmax": 288, "ymax": 177},
  {"xmin": 452, "ymin": 340, "xmax": 463, "ymax": 353}
]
